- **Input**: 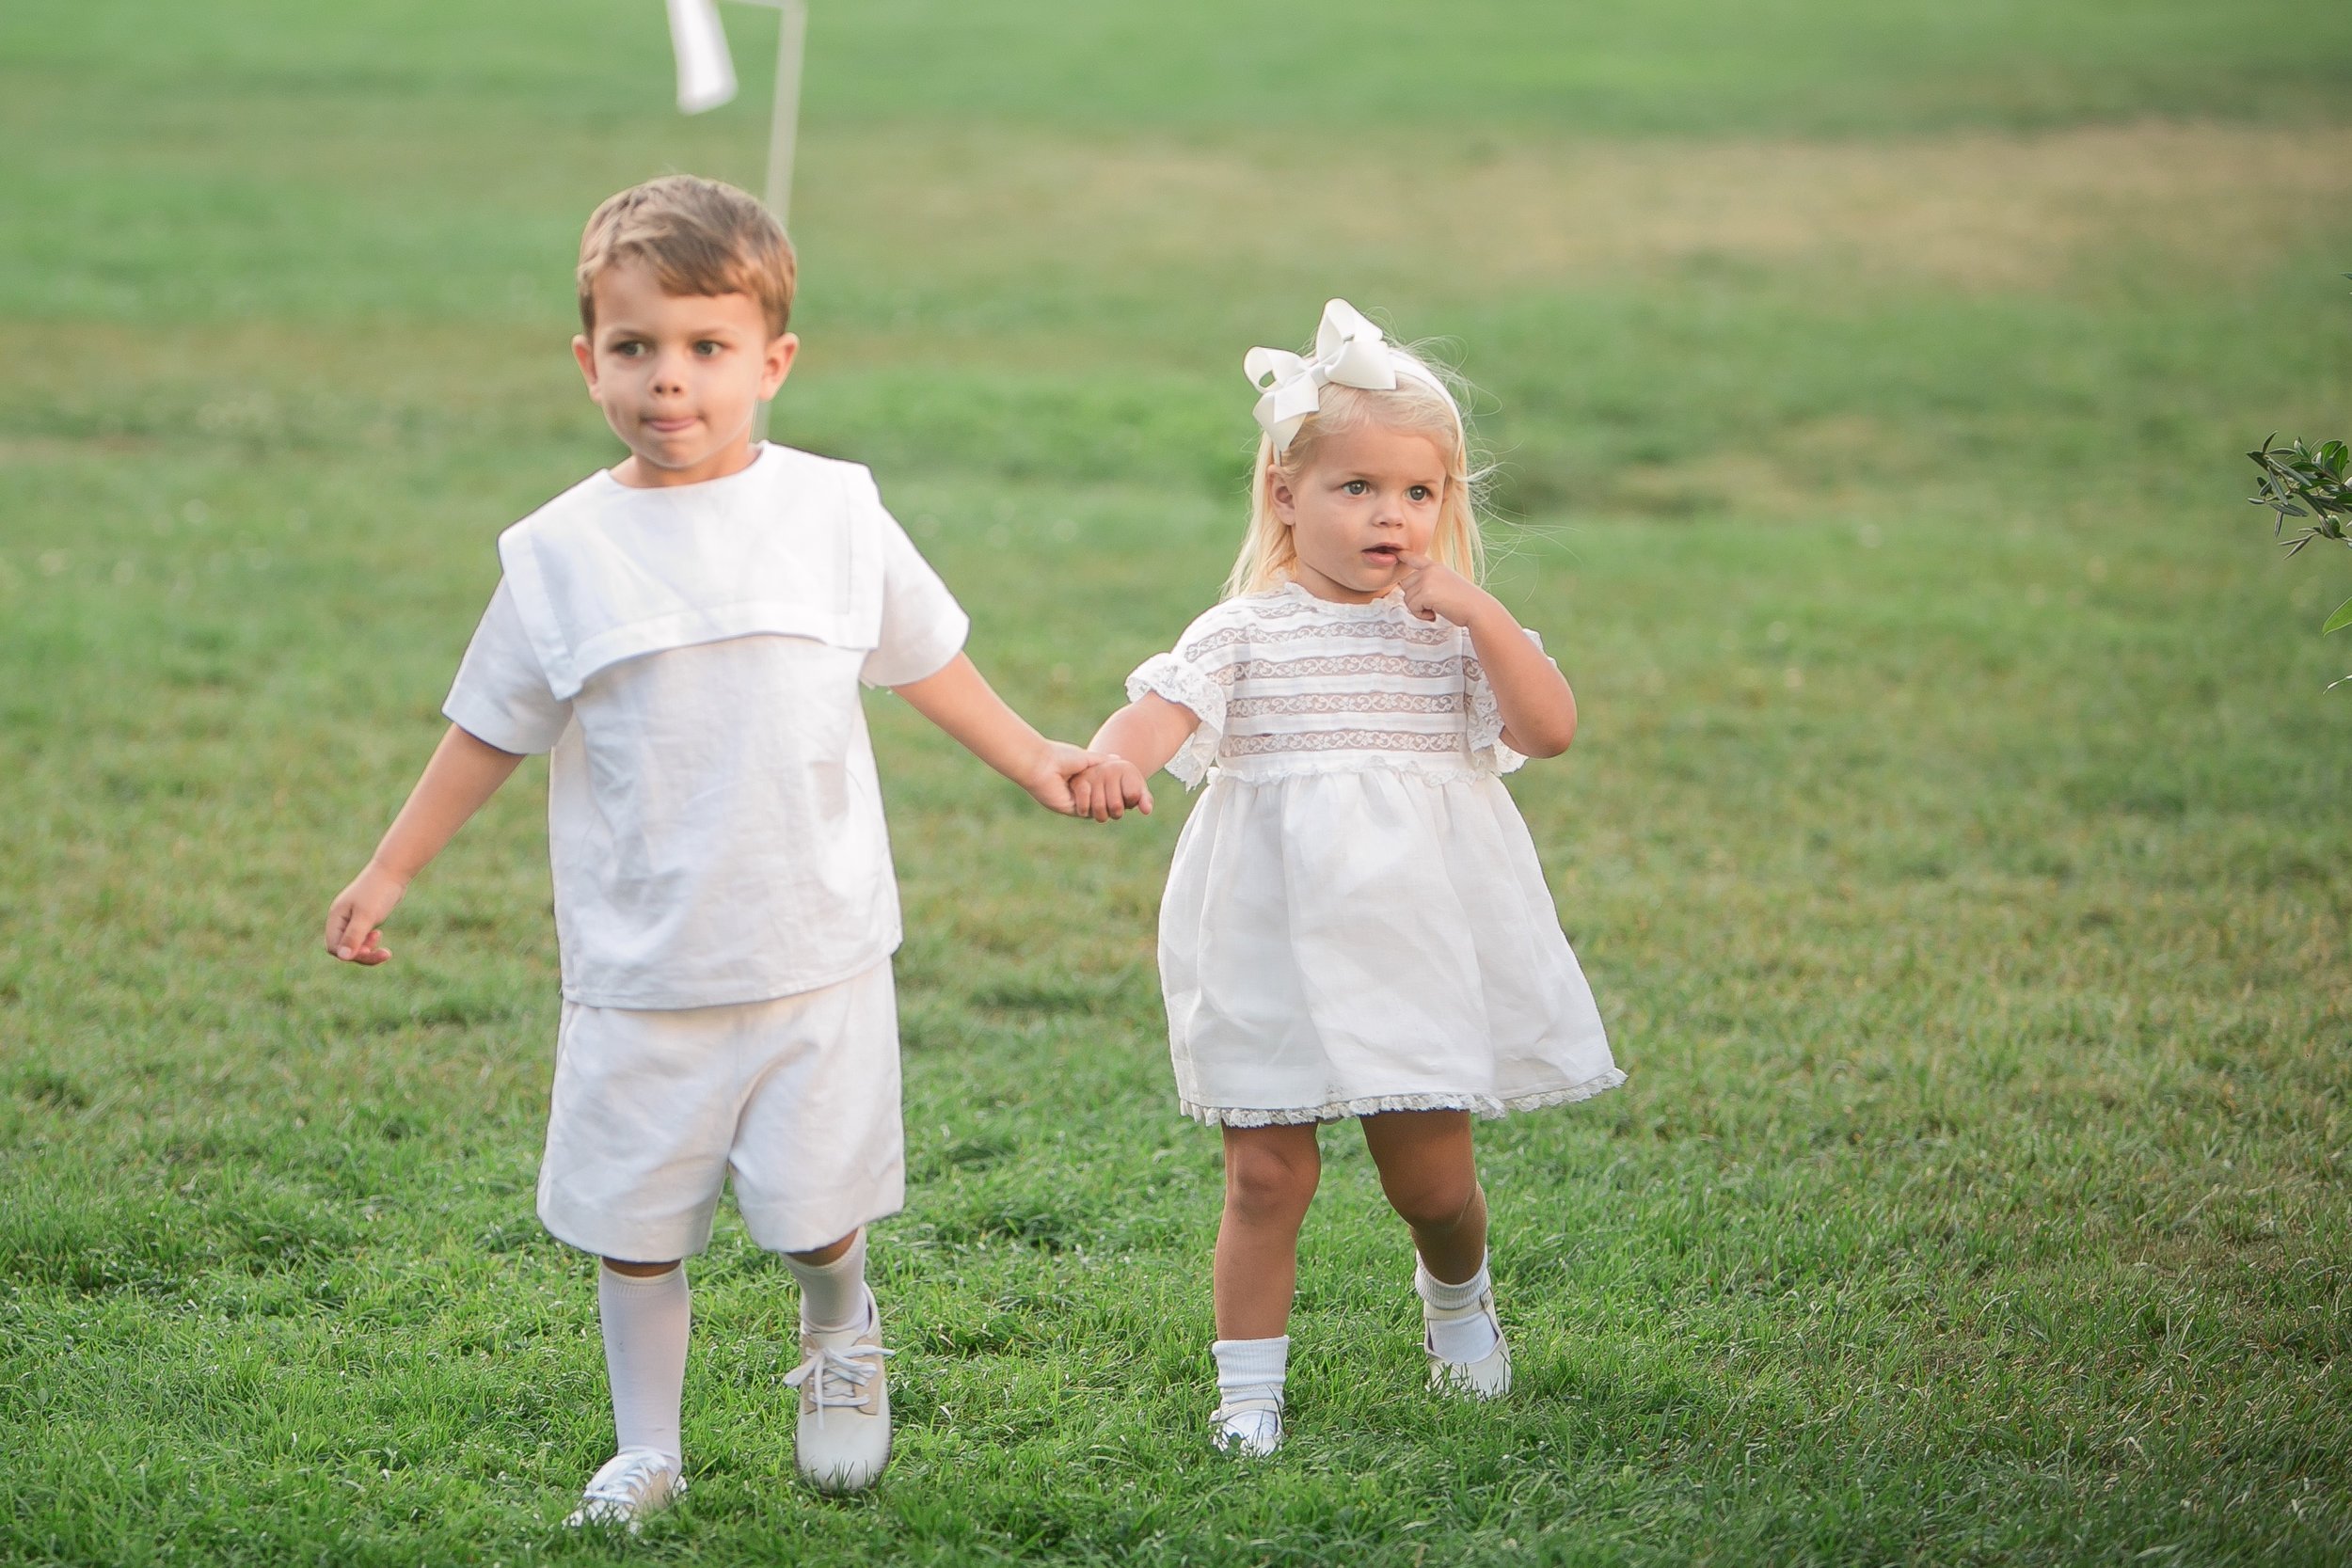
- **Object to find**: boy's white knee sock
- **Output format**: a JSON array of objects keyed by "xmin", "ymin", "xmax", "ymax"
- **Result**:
[
  {"xmin": 1416, "ymin": 1253, "xmax": 1500, "ymax": 1363},
  {"xmin": 1211, "ymin": 1335, "xmax": 1290, "ymax": 1411},
  {"xmin": 598, "ymin": 1264, "xmax": 690, "ymax": 1465},
  {"xmin": 784, "ymin": 1228, "xmax": 869, "ymax": 1334}
]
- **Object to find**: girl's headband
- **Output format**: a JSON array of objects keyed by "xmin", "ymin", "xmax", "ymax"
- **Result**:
[{"xmin": 1245, "ymin": 298, "xmax": 1463, "ymax": 453}]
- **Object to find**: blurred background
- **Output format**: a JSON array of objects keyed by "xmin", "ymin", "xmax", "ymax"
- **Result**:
[{"xmin": 4, "ymin": 3, "xmax": 2349, "ymax": 1563}]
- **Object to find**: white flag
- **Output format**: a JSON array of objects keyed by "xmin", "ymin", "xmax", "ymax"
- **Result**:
[{"xmin": 667, "ymin": 0, "xmax": 738, "ymax": 114}]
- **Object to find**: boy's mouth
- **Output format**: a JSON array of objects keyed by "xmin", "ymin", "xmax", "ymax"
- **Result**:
[{"xmin": 643, "ymin": 415, "xmax": 698, "ymax": 435}]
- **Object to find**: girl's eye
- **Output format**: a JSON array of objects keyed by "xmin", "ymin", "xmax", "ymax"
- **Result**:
[
  {"xmin": 1343, "ymin": 480, "xmax": 1370, "ymax": 496},
  {"xmin": 1408, "ymin": 485, "xmax": 1433, "ymax": 502}
]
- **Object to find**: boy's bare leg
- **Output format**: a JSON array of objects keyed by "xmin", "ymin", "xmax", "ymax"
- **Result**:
[{"xmin": 1359, "ymin": 1110, "xmax": 1486, "ymax": 1283}]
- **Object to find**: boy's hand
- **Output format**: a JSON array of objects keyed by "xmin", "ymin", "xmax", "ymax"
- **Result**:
[
  {"xmin": 325, "ymin": 863, "xmax": 408, "ymax": 965},
  {"xmin": 1396, "ymin": 551, "xmax": 1494, "ymax": 627},
  {"xmin": 1020, "ymin": 739, "xmax": 1106, "ymax": 816},
  {"xmin": 1070, "ymin": 756, "xmax": 1153, "ymax": 823}
]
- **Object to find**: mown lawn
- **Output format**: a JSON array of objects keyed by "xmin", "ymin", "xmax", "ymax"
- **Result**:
[{"xmin": 2, "ymin": 2, "xmax": 2348, "ymax": 1563}]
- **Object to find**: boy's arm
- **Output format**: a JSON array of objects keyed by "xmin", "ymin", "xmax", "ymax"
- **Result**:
[
  {"xmin": 891, "ymin": 653, "xmax": 1097, "ymax": 815},
  {"xmin": 324, "ymin": 723, "xmax": 525, "ymax": 964}
]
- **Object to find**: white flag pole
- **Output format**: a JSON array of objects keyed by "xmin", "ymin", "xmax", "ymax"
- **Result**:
[
  {"xmin": 758, "ymin": 1, "xmax": 809, "ymax": 227},
  {"xmin": 734, "ymin": 2, "xmax": 807, "ymax": 441}
]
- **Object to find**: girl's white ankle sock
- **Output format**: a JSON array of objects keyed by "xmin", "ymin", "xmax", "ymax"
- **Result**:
[
  {"xmin": 598, "ymin": 1264, "xmax": 690, "ymax": 1465},
  {"xmin": 1211, "ymin": 1335, "xmax": 1291, "ymax": 1411},
  {"xmin": 784, "ymin": 1228, "xmax": 869, "ymax": 1334},
  {"xmin": 1416, "ymin": 1254, "xmax": 1500, "ymax": 1363}
]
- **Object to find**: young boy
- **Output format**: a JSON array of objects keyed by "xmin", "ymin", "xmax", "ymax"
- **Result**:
[{"xmin": 323, "ymin": 175, "xmax": 1104, "ymax": 1525}]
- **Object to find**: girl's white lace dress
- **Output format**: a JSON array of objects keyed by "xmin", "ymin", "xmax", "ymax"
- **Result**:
[{"xmin": 1127, "ymin": 582, "xmax": 1623, "ymax": 1127}]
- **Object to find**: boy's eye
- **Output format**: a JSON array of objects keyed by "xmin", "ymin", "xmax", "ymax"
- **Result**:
[
  {"xmin": 694, "ymin": 341, "xmax": 723, "ymax": 356},
  {"xmin": 612, "ymin": 341, "xmax": 646, "ymax": 356}
]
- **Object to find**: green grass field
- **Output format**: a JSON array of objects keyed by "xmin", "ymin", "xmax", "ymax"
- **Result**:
[{"xmin": 5, "ymin": 1, "xmax": 2351, "ymax": 1562}]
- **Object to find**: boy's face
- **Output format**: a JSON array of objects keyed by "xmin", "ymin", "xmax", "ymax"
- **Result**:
[{"xmin": 573, "ymin": 259, "xmax": 798, "ymax": 488}]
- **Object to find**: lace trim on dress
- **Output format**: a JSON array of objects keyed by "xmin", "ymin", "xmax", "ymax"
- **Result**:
[
  {"xmin": 1186, "ymin": 616, "xmax": 1456, "ymax": 657},
  {"xmin": 1225, "ymin": 689, "xmax": 1464, "ymax": 720},
  {"xmin": 1232, "ymin": 652, "xmax": 1470, "ymax": 683},
  {"xmin": 1208, "ymin": 755, "xmax": 1501, "ymax": 785},
  {"xmin": 1182, "ymin": 1069, "xmax": 1626, "ymax": 1127},
  {"xmin": 1126, "ymin": 653, "xmax": 1226, "ymax": 787},
  {"xmin": 1225, "ymin": 728, "xmax": 1468, "ymax": 758}
]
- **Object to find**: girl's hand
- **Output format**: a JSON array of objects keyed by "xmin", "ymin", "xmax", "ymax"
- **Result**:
[
  {"xmin": 325, "ymin": 863, "xmax": 408, "ymax": 965},
  {"xmin": 1396, "ymin": 551, "xmax": 1494, "ymax": 626},
  {"xmin": 1025, "ymin": 739, "xmax": 1114, "ymax": 816},
  {"xmin": 1071, "ymin": 757, "xmax": 1153, "ymax": 823}
]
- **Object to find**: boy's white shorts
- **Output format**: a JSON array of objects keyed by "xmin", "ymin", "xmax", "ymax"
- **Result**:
[{"xmin": 535, "ymin": 959, "xmax": 904, "ymax": 1262}]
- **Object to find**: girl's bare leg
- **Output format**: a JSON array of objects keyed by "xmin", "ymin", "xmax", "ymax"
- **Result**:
[
  {"xmin": 1359, "ymin": 1110, "xmax": 1486, "ymax": 1283},
  {"xmin": 1214, "ymin": 1122, "xmax": 1322, "ymax": 1338}
]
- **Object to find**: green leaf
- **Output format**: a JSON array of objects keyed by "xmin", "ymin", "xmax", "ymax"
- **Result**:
[
  {"xmin": 2322, "ymin": 440, "xmax": 2350, "ymax": 478},
  {"xmin": 2325, "ymin": 595, "xmax": 2352, "ymax": 635}
]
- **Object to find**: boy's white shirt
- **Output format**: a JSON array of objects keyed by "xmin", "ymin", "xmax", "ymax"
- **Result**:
[{"xmin": 443, "ymin": 442, "xmax": 969, "ymax": 1010}]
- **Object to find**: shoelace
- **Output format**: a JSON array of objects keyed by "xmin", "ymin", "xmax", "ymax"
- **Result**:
[
  {"xmin": 575, "ymin": 1449, "xmax": 679, "ymax": 1517},
  {"xmin": 785, "ymin": 1339, "xmax": 896, "ymax": 1424}
]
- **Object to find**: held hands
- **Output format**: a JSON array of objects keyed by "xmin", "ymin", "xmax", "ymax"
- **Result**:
[
  {"xmin": 1396, "ymin": 551, "xmax": 1494, "ymax": 626},
  {"xmin": 1070, "ymin": 755, "xmax": 1152, "ymax": 823},
  {"xmin": 324, "ymin": 863, "xmax": 408, "ymax": 966},
  {"xmin": 1025, "ymin": 739, "xmax": 1152, "ymax": 822}
]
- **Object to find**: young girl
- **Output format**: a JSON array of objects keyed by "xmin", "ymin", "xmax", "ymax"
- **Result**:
[{"xmin": 1073, "ymin": 300, "xmax": 1623, "ymax": 1455}]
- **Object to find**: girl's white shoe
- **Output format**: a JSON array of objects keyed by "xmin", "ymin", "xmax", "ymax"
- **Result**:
[
  {"xmin": 1212, "ymin": 1398, "xmax": 1285, "ymax": 1457},
  {"xmin": 1423, "ymin": 1289, "xmax": 1514, "ymax": 1400},
  {"xmin": 564, "ymin": 1447, "xmax": 685, "ymax": 1530}
]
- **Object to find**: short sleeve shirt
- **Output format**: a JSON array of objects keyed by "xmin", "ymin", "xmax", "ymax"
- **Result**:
[{"xmin": 443, "ymin": 444, "xmax": 968, "ymax": 1009}]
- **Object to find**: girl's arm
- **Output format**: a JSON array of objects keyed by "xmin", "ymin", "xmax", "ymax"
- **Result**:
[
  {"xmin": 892, "ymin": 652, "xmax": 1100, "ymax": 814},
  {"xmin": 1071, "ymin": 694, "xmax": 1200, "ymax": 821},
  {"xmin": 1396, "ymin": 552, "xmax": 1578, "ymax": 758},
  {"xmin": 324, "ymin": 723, "xmax": 526, "ymax": 964}
]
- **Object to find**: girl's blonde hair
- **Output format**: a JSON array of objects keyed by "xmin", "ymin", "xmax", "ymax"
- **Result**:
[{"xmin": 1224, "ymin": 353, "xmax": 1487, "ymax": 599}]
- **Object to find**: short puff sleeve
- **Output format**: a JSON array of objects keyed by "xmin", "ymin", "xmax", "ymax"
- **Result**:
[
  {"xmin": 1464, "ymin": 625, "xmax": 1555, "ymax": 776},
  {"xmin": 1124, "ymin": 613, "xmax": 1232, "ymax": 787},
  {"xmin": 443, "ymin": 579, "xmax": 572, "ymax": 754}
]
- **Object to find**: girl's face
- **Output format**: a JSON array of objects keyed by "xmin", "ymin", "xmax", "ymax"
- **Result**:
[{"xmin": 1270, "ymin": 422, "xmax": 1450, "ymax": 603}]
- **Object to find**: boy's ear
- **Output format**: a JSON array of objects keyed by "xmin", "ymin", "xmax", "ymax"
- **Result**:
[
  {"xmin": 761, "ymin": 331, "xmax": 800, "ymax": 401},
  {"xmin": 572, "ymin": 334, "xmax": 598, "ymax": 393}
]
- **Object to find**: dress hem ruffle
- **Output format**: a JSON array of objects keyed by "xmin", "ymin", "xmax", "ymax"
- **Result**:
[{"xmin": 1179, "ymin": 1069, "xmax": 1626, "ymax": 1128}]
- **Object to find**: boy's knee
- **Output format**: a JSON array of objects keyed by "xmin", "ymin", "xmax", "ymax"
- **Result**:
[{"xmin": 1224, "ymin": 1141, "xmax": 1319, "ymax": 1222}]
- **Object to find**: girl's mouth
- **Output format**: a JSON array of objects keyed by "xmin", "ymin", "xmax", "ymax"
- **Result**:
[{"xmin": 1363, "ymin": 546, "xmax": 1401, "ymax": 564}]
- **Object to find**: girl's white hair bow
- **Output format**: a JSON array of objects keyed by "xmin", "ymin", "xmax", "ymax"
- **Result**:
[{"xmin": 1245, "ymin": 299, "xmax": 1460, "ymax": 452}]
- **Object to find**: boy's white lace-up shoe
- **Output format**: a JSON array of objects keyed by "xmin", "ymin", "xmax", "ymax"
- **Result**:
[
  {"xmin": 1211, "ymin": 1398, "xmax": 1284, "ymax": 1457},
  {"xmin": 785, "ymin": 1298, "xmax": 895, "ymax": 1493},
  {"xmin": 1424, "ymin": 1288, "xmax": 1514, "ymax": 1400},
  {"xmin": 563, "ymin": 1447, "xmax": 685, "ymax": 1530}
]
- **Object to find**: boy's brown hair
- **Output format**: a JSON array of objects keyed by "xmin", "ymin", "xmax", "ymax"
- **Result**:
[{"xmin": 576, "ymin": 175, "xmax": 797, "ymax": 338}]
